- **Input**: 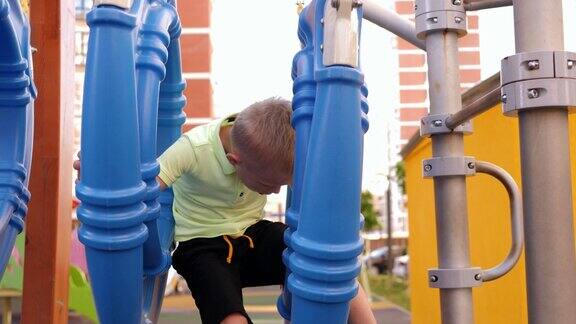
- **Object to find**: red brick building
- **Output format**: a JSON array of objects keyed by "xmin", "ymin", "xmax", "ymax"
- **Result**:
[
  {"xmin": 74, "ymin": 0, "xmax": 215, "ymax": 149},
  {"xmin": 177, "ymin": 0, "xmax": 214, "ymax": 132}
]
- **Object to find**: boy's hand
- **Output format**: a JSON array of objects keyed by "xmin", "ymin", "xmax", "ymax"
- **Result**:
[
  {"xmin": 73, "ymin": 151, "xmax": 81, "ymax": 182},
  {"xmin": 157, "ymin": 176, "xmax": 167, "ymax": 191},
  {"xmin": 73, "ymin": 159, "xmax": 81, "ymax": 173}
]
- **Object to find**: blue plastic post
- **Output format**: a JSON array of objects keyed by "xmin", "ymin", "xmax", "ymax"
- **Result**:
[
  {"xmin": 155, "ymin": 11, "xmax": 185, "ymax": 258},
  {"xmin": 138, "ymin": 1, "xmax": 183, "ymax": 322},
  {"xmin": 156, "ymin": 32, "xmax": 186, "ymax": 238},
  {"xmin": 75, "ymin": 4, "xmax": 148, "ymax": 323},
  {"xmin": 156, "ymin": 29, "xmax": 185, "ymax": 260},
  {"xmin": 277, "ymin": 5, "xmax": 317, "ymax": 320},
  {"xmin": 142, "ymin": 31, "xmax": 186, "ymax": 324},
  {"xmin": 136, "ymin": 0, "xmax": 179, "ymax": 279},
  {"xmin": 288, "ymin": 1, "xmax": 367, "ymax": 322},
  {"xmin": 0, "ymin": 0, "xmax": 35, "ymax": 279},
  {"xmin": 289, "ymin": 66, "xmax": 365, "ymax": 324},
  {"xmin": 155, "ymin": 39, "xmax": 184, "ymax": 245}
]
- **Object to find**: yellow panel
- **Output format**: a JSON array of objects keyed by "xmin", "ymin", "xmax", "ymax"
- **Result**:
[{"xmin": 404, "ymin": 105, "xmax": 576, "ymax": 324}]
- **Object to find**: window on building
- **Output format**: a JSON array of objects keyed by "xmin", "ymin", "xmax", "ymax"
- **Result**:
[
  {"xmin": 75, "ymin": 30, "xmax": 89, "ymax": 66},
  {"xmin": 75, "ymin": 0, "xmax": 93, "ymax": 16}
]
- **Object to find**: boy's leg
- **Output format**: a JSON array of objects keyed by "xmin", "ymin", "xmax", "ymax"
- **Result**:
[
  {"xmin": 221, "ymin": 313, "xmax": 249, "ymax": 324},
  {"xmin": 348, "ymin": 285, "xmax": 377, "ymax": 324},
  {"xmin": 172, "ymin": 238, "xmax": 253, "ymax": 324}
]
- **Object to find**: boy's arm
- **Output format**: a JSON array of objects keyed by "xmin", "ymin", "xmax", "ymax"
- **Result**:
[
  {"xmin": 157, "ymin": 135, "xmax": 198, "ymax": 189},
  {"xmin": 75, "ymin": 137, "xmax": 194, "ymax": 191},
  {"xmin": 157, "ymin": 176, "xmax": 167, "ymax": 191}
]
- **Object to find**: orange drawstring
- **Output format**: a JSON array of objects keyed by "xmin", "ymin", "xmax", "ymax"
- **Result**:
[
  {"xmin": 241, "ymin": 234, "xmax": 254, "ymax": 248},
  {"xmin": 222, "ymin": 234, "xmax": 255, "ymax": 264},
  {"xmin": 223, "ymin": 235, "xmax": 233, "ymax": 264}
]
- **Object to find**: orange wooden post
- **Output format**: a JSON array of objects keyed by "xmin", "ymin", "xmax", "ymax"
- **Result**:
[{"xmin": 21, "ymin": 0, "xmax": 75, "ymax": 323}]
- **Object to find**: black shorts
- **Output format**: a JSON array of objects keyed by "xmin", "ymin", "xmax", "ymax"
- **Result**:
[{"xmin": 171, "ymin": 220, "xmax": 288, "ymax": 324}]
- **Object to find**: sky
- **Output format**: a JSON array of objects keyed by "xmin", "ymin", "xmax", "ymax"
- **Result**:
[{"xmin": 209, "ymin": 0, "xmax": 576, "ymax": 203}]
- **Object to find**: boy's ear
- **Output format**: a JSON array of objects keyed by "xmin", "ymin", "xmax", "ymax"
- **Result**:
[{"xmin": 226, "ymin": 152, "xmax": 241, "ymax": 166}]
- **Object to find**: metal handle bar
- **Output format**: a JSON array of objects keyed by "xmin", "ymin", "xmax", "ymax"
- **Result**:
[{"xmin": 476, "ymin": 161, "xmax": 524, "ymax": 282}]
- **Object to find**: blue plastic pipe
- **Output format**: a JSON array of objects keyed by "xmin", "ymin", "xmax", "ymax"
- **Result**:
[
  {"xmin": 0, "ymin": 0, "xmax": 35, "ymax": 279},
  {"xmin": 138, "ymin": 1, "xmax": 183, "ymax": 322},
  {"xmin": 142, "ymin": 34, "xmax": 185, "ymax": 320},
  {"xmin": 277, "ymin": 4, "xmax": 317, "ymax": 320},
  {"xmin": 76, "ymin": 3, "xmax": 148, "ymax": 323},
  {"xmin": 289, "ymin": 68, "xmax": 365, "ymax": 323},
  {"xmin": 78, "ymin": 0, "xmax": 185, "ymax": 321},
  {"xmin": 136, "ymin": 0, "xmax": 179, "ymax": 279},
  {"xmin": 288, "ymin": 1, "xmax": 368, "ymax": 322}
]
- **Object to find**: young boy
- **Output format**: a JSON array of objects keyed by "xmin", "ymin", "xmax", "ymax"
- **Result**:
[
  {"xmin": 77, "ymin": 97, "xmax": 375, "ymax": 324},
  {"xmin": 156, "ymin": 97, "xmax": 375, "ymax": 324}
]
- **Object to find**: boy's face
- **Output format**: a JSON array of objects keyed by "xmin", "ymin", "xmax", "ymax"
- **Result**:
[{"xmin": 228, "ymin": 153, "xmax": 291, "ymax": 195}]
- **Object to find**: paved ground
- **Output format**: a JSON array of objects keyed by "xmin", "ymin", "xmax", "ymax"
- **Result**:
[
  {"xmin": 2, "ymin": 286, "xmax": 410, "ymax": 324},
  {"xmin": 159, "ymin": 285, "xmax": 411, "ymax": 324}
]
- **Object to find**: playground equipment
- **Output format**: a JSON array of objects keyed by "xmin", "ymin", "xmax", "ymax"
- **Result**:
[
  {"xmin": 278, "ymin": 1, "xmax": 368, "ymax": 322},
  {"xmin": 79, "ymin": 0, "xmax": 371, "ymax": 322},
  {"xmin": 0, "ymin": 0, "xmax": 35, "ymax": 279},
  {"xmin": 1, "ymin": 0, "xmax": 574, "ymax": 323},
  {"xmin": 365, "ymin": 0, "xmax": 575, "ymax": 323},
  {"xmin": 76, "ymin": 0, "xmax": 183, "ymax": 322}
]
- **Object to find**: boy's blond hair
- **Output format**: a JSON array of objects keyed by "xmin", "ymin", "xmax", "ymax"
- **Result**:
[{"xmin": 230, "ymin": 97, "xmax": 294, "ymax": 174}]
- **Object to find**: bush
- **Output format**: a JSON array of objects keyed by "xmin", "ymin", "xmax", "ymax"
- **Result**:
[{"xmin": 369, "ymin": 274, "xmax": 410, "ymax": 311}]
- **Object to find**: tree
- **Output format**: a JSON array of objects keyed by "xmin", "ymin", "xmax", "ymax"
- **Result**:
[
  {"xmin": 361, "ymin": 191, "xmax": 380, "ymax": 232},
  {"xmin": 395, "ymin": 161, "xmax": 406, "ymax": 195}
]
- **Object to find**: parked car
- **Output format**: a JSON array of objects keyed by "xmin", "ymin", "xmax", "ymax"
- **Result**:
[
  {"xmin": 392, "ymin": 254, "xmax": 409, "ymax": 279},
  {"xmin": 362, "ymin": 245, "xmax": 405, "ymax": 275}
]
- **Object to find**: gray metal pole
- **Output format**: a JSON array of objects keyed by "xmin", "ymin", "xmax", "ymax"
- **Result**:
[
  {"xmin": 445, "ymin": 73, "xmax": 501, "ymax": 129},
  {"xmin": 362, "ymin": 0, "xmax": 426, "ymax": 50},
  {"xmin": 386, "ymin": 184, "xmax": 394, "ymax": 273},
  {"xmin": 426, "ymin": 30, "xmax": 474, "ymax": 324},
  {"xmin": 512, "ymin": 1, "xmax": 576, "ymax": 323},
  {"xmin": 464, "ymin": 0, "xmax": 512, "ymax": 11}
]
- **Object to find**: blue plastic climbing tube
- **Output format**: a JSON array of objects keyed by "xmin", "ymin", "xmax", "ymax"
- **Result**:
[
  {"xmin": 137, "ymin": 1, "xmax": 179, "ymax": 279},
  {"xmin": 142, "ymin": 34, "xmax": 186, "ymax": 323},
  {"xmin": 288, "ymin": 1, "xmax": 367, "ymax": 322},
  {"xmin": 141, "ymin": 35, "xmax": 185, "ymax": 323},
  {"xmin": 289, "ymin": 66, "xmax": 365, "ymax": 324},
  {"xmin": 77, "ymin": 0, "xmax": 186, "ymax": 322},
  {"xmin": 141, "ymin": 0, "xmax": 185, "ymax": 321},
  {"xmin": 277, "ymin": 4, "xmax": 317, "ymax": 320},
  {"xmin": 0, "ymin": 0, "xmax": 35, "ymax": 279},
  {"xmin": 76, "ymin": 3, "xmax": 148, "ymax": 323},
  {"xmin": 155, "ymin": 9, "xmax": 185, "ymax": 250}
]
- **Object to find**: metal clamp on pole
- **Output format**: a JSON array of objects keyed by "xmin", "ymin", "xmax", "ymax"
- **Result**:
[
  {"xmin": 428, "ymin": 268, "xmax": 483, "ymax": 288},
  {"xmin": 500, "ymin": 50, "xmax": 576, "ymax": 116},
  {"xmin": 323, "ymin": 0, "xmax": 362, "ymax": 67},
  {"xmin": 420, "ymin": 113, "xmax": 473, "ymax": 137},
  {"xmin": 475, "ymin": 161, "xmax": 524, "ymax": 282},
  {"xmin": 362, "ymin": 0, "xmax": 426, "ymax": 50},
  {"xmin": 415, "ymin": 0, "xmax": 467, "ymax": 39},
  {"xmin": 422, "ymin": 156, "xmax": 476, "ymax": 178},
  {"xmin": 93, "ymin": 0, "xmax": 133, "ymax": 9}
]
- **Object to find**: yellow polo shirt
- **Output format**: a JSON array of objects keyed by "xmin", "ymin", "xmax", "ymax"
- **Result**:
[{"xmin": 157, "ymin": 116, "xmax": 266, "ymax": 242}]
